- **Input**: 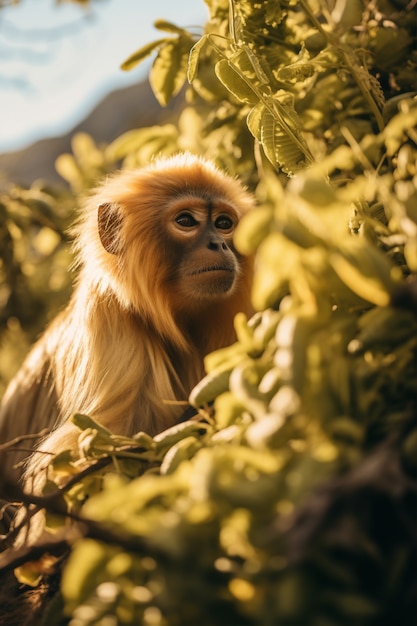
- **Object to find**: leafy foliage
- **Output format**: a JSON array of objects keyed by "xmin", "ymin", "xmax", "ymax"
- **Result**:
[
  {"xmin": 0, "ymin": 181, "xmax": 74, "ymax": 394},
  {"xmin": 1, "ymin": 1, "xmax": 417, "ymax": 625}
]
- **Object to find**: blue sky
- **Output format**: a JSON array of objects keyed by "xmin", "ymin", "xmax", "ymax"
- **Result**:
[{"xmin": 0, "ymin": 0, "xmax": 207, "ymax": 153}]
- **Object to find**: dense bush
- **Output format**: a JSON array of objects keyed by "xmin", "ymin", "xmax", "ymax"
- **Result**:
[{"xmin": 1, "ymin": 1, "xmax": 416, "ymax": 625}]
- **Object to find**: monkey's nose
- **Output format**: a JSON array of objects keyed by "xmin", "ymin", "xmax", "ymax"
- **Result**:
[{"xmin": 208, "ymin": 240, "xmax": 228, "ymax": 251}]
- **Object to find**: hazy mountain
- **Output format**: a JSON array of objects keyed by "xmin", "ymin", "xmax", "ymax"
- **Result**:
[{"xmin": 0, "ymin": 79, "xmax": 182, "ymax": 187}]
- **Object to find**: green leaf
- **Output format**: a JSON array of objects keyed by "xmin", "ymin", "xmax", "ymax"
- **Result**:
[
  {"xmin": 252, "ymin": 232, "xmax": 299, "ymax": 310},
  {"xmin": 187, "ymin": 35, "xmax": 209, "ymax": 83},
  {"xmin": 61, "ymin": 539, "xmax": 110, "ymax": 611},
  {"xmin": 276, "ymin": 62, "xmax": 315, "ymax": 82},
  {"xmin": 160, "ymin": 435, "xmax": 201, "ymax": 475},
  {"xmin": 214, "ymin": 58, "xmax": 258, "ymax": 105},
  {"xmin": 71, "ymin": 413, "xmax": 113, "ymax": 435},
  {"xmin": 154, "ymin": 19, "xmax": 190, "ymax": 35},
  {"xmin": 246, "ymin": 100, "xmax": 263, "ymax": 142},
  {"xmin": 120, "ymin": 38, "xmax": 169, "ymax": 71},
  {"xmin": 54, "ymin": 153, "xmax": 83, "ymax": 188},
  {"xmin": 330, "ymin": 240, "xmax": 403, "ymax": 306},
  {"xmin": 234, "ymin": 204, "xmax": 274, "ymax": 255},
  {"xmin": 106, "ymin": 125, "xmax": 178, "ymax": 162},
  {"xmin": 189, "ymin": 358, "xmax": 241, "ymax": 408},
  {"xmin": 248, "ymin": 101, "xmax": 309, "ymax": 174},
  {"xmin": 150, "ymin": 37, "xmax": 192, "ymax": 106},
  {"xmin": 153, "ymin": 420, "xmax": 209, "ymax": 453},
  {"xmin": 230, "ymin": 48, "xmax": 267, "ymax": 85}
]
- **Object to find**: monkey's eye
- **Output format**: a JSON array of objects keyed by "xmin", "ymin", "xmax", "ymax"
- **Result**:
[
  {"xmin": 175, "ymin": 213, "xmax": 198, "ymax": 228},
  {"xmin": 215, "ymin": 215, "xmax": 234, "ymax": 231}
]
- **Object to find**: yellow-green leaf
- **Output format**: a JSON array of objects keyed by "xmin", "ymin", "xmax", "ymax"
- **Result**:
[
  {"xmin": 154, "ymin": 19, "xmax": 190, "ymax": 35},
  {"xmin": 246, "ymin": 101, "xmax": 263, "ymax": 142},
  {"xmin": 121, "ymin": 38, "xmax": 169, "ymax": 71},
  {"xmin": 214, "ymin": 58, "xmax": 258, "ymax": 105},
  {"xmin": 150, "ymin": 37, "xmax": 191, "ymax": 106},
  {"xmin": 71, "ymin": 413, "xmax": 112, "ymax": 435},
  {"xmin": 276, "ymin": 63, "xmax": 315, "ymax": 83},
  {"xmin": 61, "ymin": 539, "xmax": 111, "ymax": 611},
  {"xmin": 234, "ymin": 204, "xmax": 274, "ymax": 255},
  {"xmin": 106, "ymin": 125, "xmax": 178, "ymax": 162},
  {"xmin": 247, "ymin": 99, "xmax": 311, "ymax": 174},
  {"xmin": 188, "ymin": 35, "xmax": 209, "ymax": 83},
  {"xmin": 330, "ymin": 241, "xmax": 403, "ymax": 306}
]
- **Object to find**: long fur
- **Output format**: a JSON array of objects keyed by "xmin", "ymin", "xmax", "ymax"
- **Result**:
[{"xmin": 0, "ymin": 153, "xmax": 254, "ymax": 497}]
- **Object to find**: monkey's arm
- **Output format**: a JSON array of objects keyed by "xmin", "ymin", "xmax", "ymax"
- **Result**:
[{"xmin": 0, "ymin": 341, "xmax": 59, "ymax": 495}]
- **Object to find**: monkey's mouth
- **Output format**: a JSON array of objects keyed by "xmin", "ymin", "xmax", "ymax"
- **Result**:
[{"xmin": 191, "ymin": 265, "xmax": 234, "ymax": 275}]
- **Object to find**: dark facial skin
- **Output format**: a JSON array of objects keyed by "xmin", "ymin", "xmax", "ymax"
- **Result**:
[{"xmin": 165, "ymin": 195, "xmax": 241, "ymax": 301}]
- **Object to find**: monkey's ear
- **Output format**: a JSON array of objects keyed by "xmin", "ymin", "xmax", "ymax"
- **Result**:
[{"xmin": 98, "ymin": 202, "xmax": 122, "ymax": 254}]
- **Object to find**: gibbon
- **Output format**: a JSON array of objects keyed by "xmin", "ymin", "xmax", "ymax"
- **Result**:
[{"xmin": 0, "ymin": 153, "xmax": 254, "ymax": 496}]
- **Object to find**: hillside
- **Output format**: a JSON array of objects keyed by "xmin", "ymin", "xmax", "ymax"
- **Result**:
[{"xmin": 0, "ymin": 78, "xmax": 181, "ymax": 187}]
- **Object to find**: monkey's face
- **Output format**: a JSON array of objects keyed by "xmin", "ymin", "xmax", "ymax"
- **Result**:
[
  {"xmin": 90, "ymin": 155, "xmax": 254, "ymax": 328},
  {"xmin": 166, "ymin": 195, "xmax": 242, "ymax": 302}
]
